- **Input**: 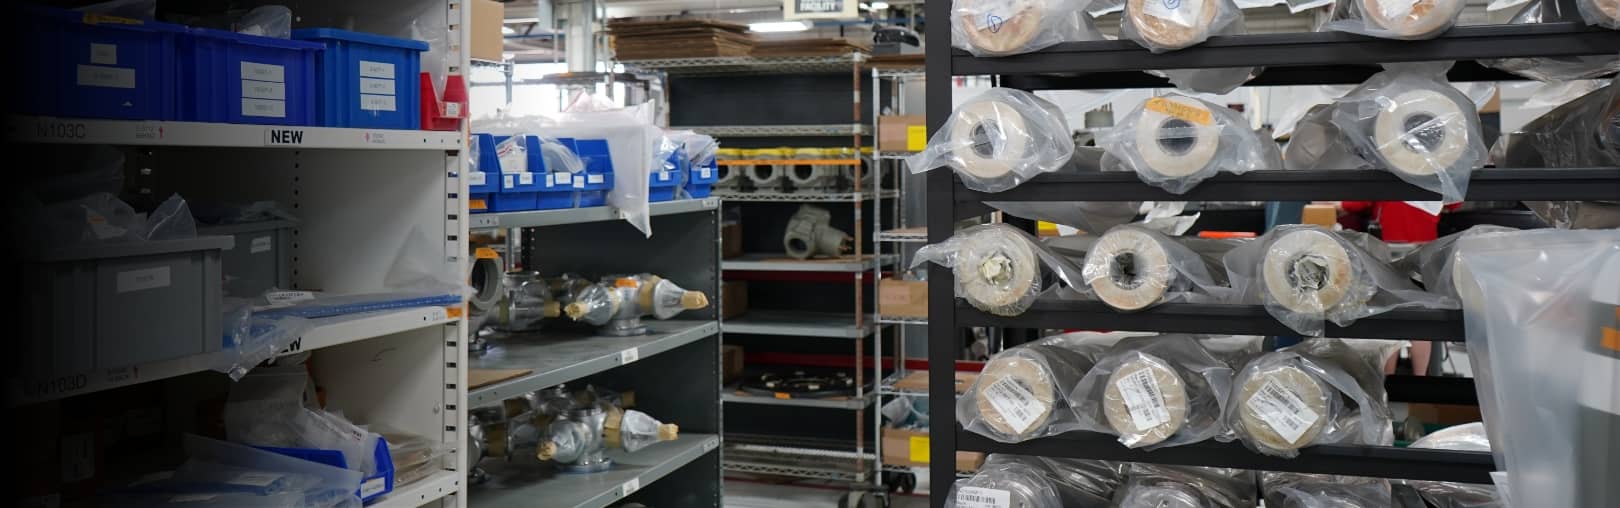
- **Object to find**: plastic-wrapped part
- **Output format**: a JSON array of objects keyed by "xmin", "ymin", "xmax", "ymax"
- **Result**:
[
  {"xmin": 1480, "ymin": 3, "xmax": 1620, "ymax": 81},
  {"xmin": 236, "ymin": 6, "xmax": 293, "ymax": 38},
  {"xmin": 75, "ymin": 0, "xmax": 156, "ymax": 18},
  {"xmin": 1069, "ymin": 335, "xmax": 1234, "ymax": 449},
  {"xmin": 1453, "ymin": 229, "xmax": 1620, "ymax": 508},
  {"xmin": 907, "ymin": 89, "xmax": 1074, "ymax": 193},
  {"xmin": 1527, "ymin": 200, "xmax": 1620, "ymax": 229},
  {"xmin": 372, "ymin": 426, "xmax": 448, "ymax": 488},
  {"xmin": 1577, "ymin": 0, "xmax": 1620, "ymax": 28},
  {"xmin": 1223, "ymin": 225, "xmax": 1452, "ymax": 336},
  {"xmin": 1157, "ymin": 66, "xmax": 1264, "ymax": 95},
  {"xmin": 1102, "ymin": 94, "xmax": 1281, "ymax": 194},
  {"xmin": 169, "ymin": 461, "xmax": 324, "ymax": 495},
  {"xmin": 1285, "ymin": 103, "xmax": 1378, "ymax": 171},
  {"xmin": 1323, "ymin": 0, "xmax": 1465, "ymax": 40},
  {"xmin": 947, "ymin": 454, "xmax": 1126, "ymax": 508},
  {"xmin": 1405, "ymin": 423, "xmax": 1501, "ymax": 508},
  {"xmin": 179, "ymin": 434, "xmax": 363, "ymax": 506},
  {"xmin": 1263, "ymin": 472, "xmax": 1393, "ymax": 508},
  {"xmin": 1328, "ymin": 63, "xmax": 1486, "ymax": 203},
  {"xmin": 605, "ymin": 408, "xmax": 678, "ymax": 453},
  {"xmin": 951, "ymin": 0, "xmax": 1104, "ymax": 56},
  {"xmin": 1392, "ymin": 225, "xmax": 1516, "ymax": 301},
  {"xmin": 912, "ymin": 224, "xmax": 1090, "ymax": 316},
  {"xmin": 1113, "ymin": 463, "xmax": 1258, "ymax": 508},
  {"xmin": 1081, "ymin": 226, "xmax": 1237, "ymax": 311},
  {"xmin": 958, "ymin": 333, "xmax": 1114, "ymax": 442},
  {"xmin": 1227, "ymin": 339, "xmax": 1400, "ymax": 457},
  {"xmin": 218, "ymin": 300, "xmax": 313, "ymax": 381},
  {"xmin": 1121, "ymin": 0, "xmax": 1245, "ymax": 52},
  {"xmin": 1498, "ymin": 83, "xmax": 1620, "ymax": 229}
]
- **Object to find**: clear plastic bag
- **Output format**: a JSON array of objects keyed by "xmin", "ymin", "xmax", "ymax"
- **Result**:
[
  {"xmin": 1102, "ymin": 94, "xmax": 1281, "ymax": 194},
  {"xmin": 75, "ymin": 0, "xmax": 156, "ymax": 18},
  {"xmin": 1577, "ymin": 0, "xmax": 1620, "ymax": 28},
  {"xmin": 947, "ymin": 454, "xmax": 1126, "ymax": 508},
  {"xmin": 1223, "ymin": 225, "xmax": 1452, "ymax": 336},
  {"xmin": 1323, "ymin": 0, "xmax": 1464, "ymax": 40},
  {"xmin": 371, "ymin": 425, "xmax": 448, "ymax": 488},
  {"xmin": 1121, "ymin": 0, "xmax": 1245, "ymax": 52},
  {"xmin": 218, "ymin": 300, "xmax": 312, "ymax": 381},
  {"xmin": 1329, "ymin": 63, "xmax": 1486, "ymax": 203},
  {"xmin": 1453, "ymin": 228, "xmax": 1620, "ymax": 508},
  {"xmin": 1113, "ymin": 463, "xmax": 1258, "ymax": 508},
  {"xmin": 1406, "ymin": 423, "xmax": 1502, "ymax": 508},
  {"xmin": 913, "ymin": 223, "xmax": 1090, "ymax": 316},
  {"xmin": 1262, "ymin": 472, "xmax": 1393, "ymax": 508},
  {"xmin": 1391, "ymin": 224, "xmax": 1516, "ymax": 302},
  {"xmin": 951, "ymin": 0, "xmax": 1104, "ymax": 56},
  {"xmin": 179, "ymin": 434, "xmax": 363, "ymax": 506},
  {"xmin": 958, "ymin": 333, "xmax": 1114, "ymax": 442},
  {"xmin": 1157, "ymin": 66, "xmax": 1263, "ymax": 95},
  {"xmin": 1496, "ymin": 83, "xmax": 1620, "ymax": 229},
  {"xmin": 1069, "ymin": 335, "xmax": 1235, "ymax": 449},
  {"xmin": 907, "ymin": 89, "xmax": 1074, "ymax": 193},
  {"xmin": 1480, "ymin": 3, "xmax": 1620, "ymax": 81},
  {"xmin": 1081, "ymin": 225, "xmax": 1237, "ymax": 311},
  {"xmin": 1226, "ymin": 338, "xmax": 1399, "ymax": 457},
  {"xmin": 236, "ymin": 6, "xmax": 293, "ymax": 39},
  {"xmin": 1285, "ymin": 103, "xmax": 1379, "ymax": 171}
]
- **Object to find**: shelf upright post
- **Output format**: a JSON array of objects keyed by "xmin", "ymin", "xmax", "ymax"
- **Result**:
[
  {"xmin": 870, "ymin": 64, "xmax": 886, "ymax": 492},
  {"xmin": 851, "ymin": 51, "xmax": 871, "ymax": 487},
  {"xmin": 925, "ymin": 0, "xmax": 956, "ymax": 501}
]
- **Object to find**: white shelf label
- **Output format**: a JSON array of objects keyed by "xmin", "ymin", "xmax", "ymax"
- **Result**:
[
  {"xmin": 445, "ymin": 102, "xmax": 463, "ymax": 117},
  {"xmin": 116, "ymin": 266, "xmax": 171, "ymax": 293},
  {"xmin": 360, "ymin": 77, "xmax": 396, "ymax": 95},
  {"xmin": 621, "ymin": 478, "xmax": 641, "ymax": 496},
  {"xmin": 359, "ymin": 60, "xmax": 395, "ymax": 79},
  {"xmin": 90, "ymin": 43, "xmax": 117, "ymax": 65},
  {"xmin": 519, "ymin": 173, "xmax": 534, "ymax": 186},
  {"xmin": 265, "ymin": 128, "xmax": 305, "ymax": 145},
  {"xmin": 360, "ymin": 94, "xmax": 397, "ymax": 112},
  {"xmin": 469, "ymin": 171, "xmax": 487, "ymax": 186},
  {"xmin": 242, "ymin": 98, "xmax": 288, "ymax": 118},
  {"xmin": 242, "ymin": 80, "xmax": 287, "ymax": 100},
  {"xmin": 360, "ymin": 477, "xmax": 387, "ymax": 498},
  {"xmin": 620, "ymin": 347, "xmax": 640, "ymax": 365},
  {"xmin": 588, "ymin": 174, "xmax": 604, "ymax": 184},
  {"xmin": 250, "ymin": 236, "xmax": 273, "ymax": 254},
  {"xmin": 265, "ymin": 290, "xmax": 316, "ymax": 307},
  {"xmin": 504, "ymin": 174, "xmax": 515, "ymax": 189},
  {"xmin": 701, "ymin": 168, "xmax": 712, "ymax": 179},
  {"xmin": 76, "ymin": 64, "xmax": 135, "ymax": 89},
  {"xmin": 573, "ymin": 177, "xmax": 586, "ymax": 189},
  {"xmin": 553, "ymin": 173, "xmax": 572, "ymax": 186},
  {"xmin": 241, "ymin": 62, "xmax": 286, "ymax": 83}
]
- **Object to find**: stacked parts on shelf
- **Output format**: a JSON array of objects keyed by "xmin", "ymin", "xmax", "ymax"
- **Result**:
[
  {"xmin": 750, "ymin": 38, "xmax": 872, "ymax": 56},
  {"xmin": 607, "ymin": 19, "xmax": 754, "ymax": 59}
]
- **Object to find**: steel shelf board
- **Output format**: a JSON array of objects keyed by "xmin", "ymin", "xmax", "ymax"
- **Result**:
[
  {"xmin": 952, "ymin": 22, "xmax": 1620, "ymax": 78},
  {"xmin": 957, "ymin": 168, "xmax": 1620, "ymax": 203},
  {"xmin": 470, "ymin": 198, "xmax": 719, "ymax": 230},
  {"xmin": 714, "ymin": 190, "xmax": 897, "ymax": 202},
  {"xmin": 622, "ymin": 54, "xmax": 863, "ymax": 76},
  {"xmin": 723, "ymin": 388, "xmax": 877, "ymax": 409},
  {"xmin": 722, "ymin": 310, "xmax": 876, "ymax": 338},
  {"xmin": 722, "ymin": 253, "xmax": 894, "ymax": 272},
  {"xmin": 877, "ymin": 315, "xmax": 928, "ymax": 325},
  {"xmin": 958, "ymin": 301, "xmax": 1464, "ymax": 341},
  {"xmin": 467, "ymin": 320, "xmax": 719, "ymax": 408},
  {"xmin": 369, "ymin": 470, "xmax": 462, "ymax": 508},
  {"xmin": 874, "ymin": 152, "xmax": 914, "ymax": 160},
  {"xmin": 723, "ymin": 441, "xmax": 875, "ymax": 482},
  {"xmin": 877, "ymin": 227, "xmax": 928, "ymax": 243},
  {"xmin": 7, "ymin": 306, "xmax": 458, "ymax": 407},
  {"xmin": 9, "ymin": 116, "xmax": 464, "ymax": 150},
  {"xmin": 673, "ymin": 124, "xmax": 870, "ymax": 137},
  {"xmin": 959, "ymin": 430, "xmax": 1496, "ymax": 484},
  {"xmin": 471, "ymin": 433, "xmax": 721, "ymax": 508}
]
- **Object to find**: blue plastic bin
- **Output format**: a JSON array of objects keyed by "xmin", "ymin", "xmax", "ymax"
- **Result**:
[
  {"xmin": 468, "ymin": 134, "xmax": 501, "ymax": 213},
  {"xmin": 291, "ymin": 28, "xmax": 425, "ymax": 129},
  {"xmin": 257, "ymin": 437, "xmax": 394, "ymax": 502},
  {"xmin": 559, "ymin": 138, "xmax": 615, "ymax": 207},
  {"xmin": 177, "ymin": 27, "xmax": 321, "ymax": 125},
  {"xmin": 18, "ymin": 6, "xmax": 182, "ymax": 120},
  {"xmin": 685, "ymin": 160, "xmax": 719, "ymax": 198},
  {"xmin": 649, "ymin": 169, "xmax": 681, "ymax": 202}
]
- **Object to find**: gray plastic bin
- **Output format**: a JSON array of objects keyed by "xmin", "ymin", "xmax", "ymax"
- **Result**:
[
  {"xmin": 24, "ymin": 236, "xmax": 233, "ymax": 379},
  {"xmin": 200, "ymin": 220, "xmax": 295, "ymax": 297}
]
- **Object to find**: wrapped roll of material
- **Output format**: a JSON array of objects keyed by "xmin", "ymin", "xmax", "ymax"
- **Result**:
[
  {"xmin": 1359, "ymin": 0, "xmax": 1463, "ymax": 38},
  {"xmin": 955, "ymin": 227, "xmax": 1043, "ymax": 316},
  {"xmin": 1103, "ymin": 94, "xmax": 1279, "ymax": 194},
  {"xmin": 950, "ymin": 101, "xmax": 1035, "ymax": 183},
  {"xmin": 1125, "ymin": 0, "xmax": 1222, "ymax": 50},
  {"xmin": 956, "ymin": 0, "xmax": 1047, "ymax": 55},
  {"xmin": 1117, "ymin": 464, "xmax": 1259, "ymax": 508},
  {"xmin": 945, "ymin": 460, "xmax": 1063, "ymax": 508},
  {"xmin": 1086, "ymin": 228, "xmax": 1176, "ymax": 311},
  {"xmin": 1101, "ymin": 354, "xmax": 1190, "ymax": 447},
  {"xmin": 1579, "ymin": 0, "xmax": 1620, "ymax": 28},
  {"xmin": 908, "ymin": 89, "xmax": 1073, "ymax": 193},
  {"xmin": 1235, "ymin": 363, "xmax": 1334, "ymax": 453},
  {"xmin": 1370, "ymin": 88, "xmax": 1475, "ymax": 178},
  {"xmin": 1118, "ymin": 485, "xmax": 1207, "ymax": 508},
  {"xmin": 965, "ymin": 335, "xmax": 1103, "ymax": 441},
  {"xmin": 1135, "ymin": 99, "xmax": 1223, "ymax": 178},
  {"xmin": 1407, "ymin": 423, "xmax": 1500, "ymax": 508},
  {"xmin": 1261, "ymin": 228, "xmax": 1366, "ymax": 316}
]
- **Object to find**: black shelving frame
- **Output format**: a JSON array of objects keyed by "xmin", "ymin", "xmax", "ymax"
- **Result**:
[{"xmin": 923, "ymin": 0, "xmax": 1620, "ymax": 503}]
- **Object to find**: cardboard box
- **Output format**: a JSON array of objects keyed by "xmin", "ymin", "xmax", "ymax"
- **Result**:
[
  {"xmin": 470, "ymin": 0, "xmax": 505, "ymax": 62},
  {"xmin": 879, "ymin": 279, "xmax": 928, "ymax": 318},
  {"xmin": 722, "ymin": 280, "xmax": 748, "ymax": 320},
  {"xmin": 881, "ymin": 427, "xmax": 985, "ymax": 472},
  {"xmin": 722, "ymin": 221, "xmax": 743, "ymax": 259},
  {"xmin": 878, "ymin": 115, "xmax": 926, "ymax": 152},
  {"xmin": 891, "ymin": 370, "xmax": 976, "ymax": 394},
  {"xmin": 722, "ymin": 345, "xmax": 745, "ymax": 383},
  {"xmin": 1302, "ymin": 204, "xmax": 1337, "ymax": 227}
]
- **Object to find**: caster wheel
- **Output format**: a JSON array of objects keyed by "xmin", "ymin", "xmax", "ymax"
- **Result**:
[
  {"xmin": 896, "ymin": 472, "xmax": 917, "ymax": 494},
  {"xmin": 838, "ymin": 491, "xmax": 888, "ymax": 508}
]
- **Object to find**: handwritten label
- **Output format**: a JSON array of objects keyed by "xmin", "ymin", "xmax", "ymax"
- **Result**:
[{"xmin": 1145, "ymin": 97, "xmax": 1213, "ymax": 125}]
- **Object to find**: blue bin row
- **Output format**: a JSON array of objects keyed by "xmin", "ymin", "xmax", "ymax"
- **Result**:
[
  {"xmin": 17, "ymin": 5, "xmax": 425, "ymax": 129},
  {"xmin": 655, "ymin": 147, "xmax": 720, "ymax": 202},
  {"xmin": 469, "ymin": 134, "xmax": 612, "ymax": 213},
  {"xmin": 256, "ymin": 436, "xmax": 395, "ymax": 503}
]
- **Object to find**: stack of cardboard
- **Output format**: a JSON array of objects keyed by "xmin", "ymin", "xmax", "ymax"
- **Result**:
[
  {"xmin": 750, "ymin": 38, "xmax": 870, "ymax": 57},
  {"xmin": 608, "ymin": 19, "xmax": 754, "ymax": 59}
]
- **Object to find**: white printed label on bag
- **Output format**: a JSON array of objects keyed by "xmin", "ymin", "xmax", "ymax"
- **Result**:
[
  {"xmin": 1116, "ymin": 368, "xmax": 1171, "ymax": 431},
  {"xmin": 360, "ymin": 77, "xmax": 396, "ymax": 95},
  {"xmin": 76, "ymin": 65, "xmax": 136, "ymax": 89},
  {"xmin": 228, "ymin": 472, "xmax": 281, "ymax": 487},
  {"xmin": 242, "ymin": 98, "xmax": 288, "ymax": 118},
  {"xmin": 971, "ymin": 0, "xmax": 1018, "ymax": 31},
  {"xmin": 1142, "ymin": 0, "xmax": 1205, "ymax": 28},
  {"xmin": 116, "ymin": 266, "xmax": 171, "ymax": 293},
  {"xmin": 588, "ymin": 174, "xmax": 604, "ymax": 184},
  {"xmin": 982, "ymin": 377, "xmax": 1042, "ymax": 433},
  {"xmin": 360, "ymin": 478, "xmax": 387, "ymax": 498},
  {"xmin": 265, "ymin": 290, "xmax": 316, "ymax": 307},
  {"xmin": 554, "ymin": 173, "xmax": 572, "ymax": 186},
  {"xmin": 469, "ymin": 171, "xmax": 487, "ymax": 186},
  {"xmin": 1247, "ymin": 378, "xmax": 1320, "ymax": 445},
  {"xmin": 250, "ymin": 236, "xmax": 273, "ymax": 254},
  {"xmin": 242, "ymin": 80, "xmax": 287, "ymax": 100},
  {"xmin": 359, "ymin": 60, "xmax": 395, "ymax": 79},
  {"xmin": 360, "ymin": 94, "xmax": 397, "ymax": 112},
  {"xmin": 90, "ymin": 43, "xmax": 117, "ymax": 65},
  {"xmin": 241, "ymin": 62, "xmax": 286, "ymax": 83},
  {"xmin": 956, "ymin": 487, "xmax": 1012, "ymax": 508}
]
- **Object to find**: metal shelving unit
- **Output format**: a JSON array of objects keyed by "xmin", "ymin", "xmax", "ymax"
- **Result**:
[
  {"xmin": 721, "ymin": 310, "xmax": 877, "ymax": 338},
  {"xmin": 8, "ymin": 116, "xmax": 465, "ymax": 149},
  {"xmin": 921, "ymin": 0, "xmax": 1618, "ymax": 503},
  {"xmin": 723, "ymin": 389, "xmax": 878, "ymax": 410},
  {"xmin": 467, "ymin": 320, "xmax": 720, "ymax": 407},
  {"xmin": 624, "ymin": 54, "xmax": 865, "ymax": 76},
  {"xmin": 468, "ymin": 198, "xmax": 719, "ymax": 230},
  {"xmin": 722, "ymin": 253, "xmax": 896, "ymax": 272},
  {"xmin": 471, "ymin": 434, "xmax": 722, "ymax": 508},
  {"xmin": 673, "ymin": 123, "xmax": 871, "ymax": 137},
  {"xmin": 710, "ymin": 190, "xmax": 898, "ymax": 202}
]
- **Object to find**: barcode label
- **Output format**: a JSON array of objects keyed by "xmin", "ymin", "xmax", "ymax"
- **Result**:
[
  {"xmin": 982, "ymin": 377, "xmax": 1041, "ymax": 433},
  {"xmin": 956, "ymin": 487, "xmax": 1011, "ymax": 508},
  {"xmin": 1115, "ymin": 367, "xmax": 1171, "ymax": 431},
  {"xmin": 1247, "ymin": 378, "xmax": 1321, "ymax": 445}
]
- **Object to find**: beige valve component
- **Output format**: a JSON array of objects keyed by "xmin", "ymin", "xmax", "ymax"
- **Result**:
[
  {"xmin": 1360, "ymin": 0, "xmax": 1463, "ymax": 38},
  {"xmin": 1262, "ymin": 229, "xmax": 1363, "ymax": 315},
  {"xmin": 783, "ymin": 205, "xmax": 852, "ymax": 259},
  {"xmin": 537, "ymin": 441, "xmax": 558, "ymax": 461},
  {"xmin": 1101, "ymin": 355, "xmax": 1190, "ymax": 447},
  {"xmin": 1371, "ymin": 88, "xmax": 1475, "ymax": 178},
  {"xmin": 1237, "ymin": 364, "xmax": 1333, "ymax": 452},
  {"xmin": 564, "ymin": 274, "xmax": 709, "ymax": 335},
  {"xmin": 469, "ymin": 247, "xmax": 504, "ymax": 313},
  {"xmin": 604, "ymin": 406, "xmax": 680, "ymax": 452},
  {"xmin": 637, "ymin": 275, "xmax": 710, "ymax": 319},
  {"xmin": 1085, "ymin": 228, "xmax": 1177, "ymax": 312},
  {"xmin": 974, "ymin": 355, "xmax": 1061, "ymax": 439},
  {"xmin": 1126, "ymin": 0, "xmax": 1220, "ymax": 50},
  {"xmin": 955, "ymin": 0, "xmax": 1045, "ymax": 55}
]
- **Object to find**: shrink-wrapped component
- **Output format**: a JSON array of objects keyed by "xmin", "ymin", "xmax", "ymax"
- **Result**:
[
  {"xmin": 1102, "ymin": 94, "xmax": 1281, "ymax": 194},
  {"xmin": 914, "ymin": 224, "xmax": 1089, "ymax": 316},
  {"xmin": 1227, "ymin": 339, "xmax": 1400, "ymax": 457},
  {"xmin": 908, "ymin": 89, "xmax": 1074, "ymax": 193},
  {"xmin": 1070, "ymin": 335, "xmax": 1234, "ymax": 449}
]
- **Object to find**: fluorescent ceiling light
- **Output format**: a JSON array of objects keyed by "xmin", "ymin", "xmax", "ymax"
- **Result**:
[
  {"xmin": 859, "ymin": 2, "xmax": 872, "ymax": 9},
  {"xmin": 871, "ymin": 1, "xmax": 890, "ymax": 8},
  {"xmin": 749, "ymin": 20, "xmax": 811, "ymax": 32},
  {"xmin": 501, "ymin": 26, "xmax": 516, "ymax": 35}
]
